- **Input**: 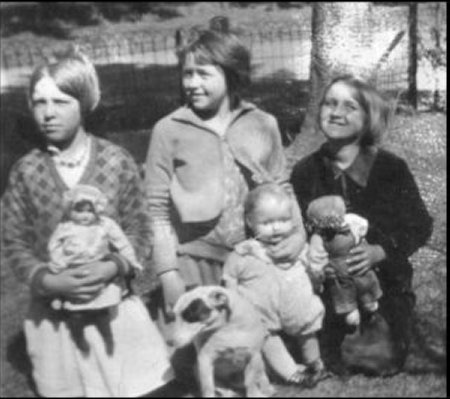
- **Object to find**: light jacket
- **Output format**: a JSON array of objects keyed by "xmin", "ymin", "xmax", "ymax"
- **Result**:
[{"xmin": 145, "ymin": 101, "xmax": 298, "ymax": 275}]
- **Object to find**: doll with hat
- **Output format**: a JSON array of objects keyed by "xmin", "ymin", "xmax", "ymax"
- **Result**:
[
  {"xmin": 306, "ymin": 195, "xmax": 382, "ymax": 328},
  {"xmin": 47, "ymin": 184, "xmax": 144, "ymax": 353}
]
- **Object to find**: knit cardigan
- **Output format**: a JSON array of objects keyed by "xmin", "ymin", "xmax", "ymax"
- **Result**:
[
  {"xmin": 145, "ymin": 101, "xmax": 303, "ymax": 275},
  {"xmin": 1, "ymin": 136, "xmax": 152, "ymax": 287}
]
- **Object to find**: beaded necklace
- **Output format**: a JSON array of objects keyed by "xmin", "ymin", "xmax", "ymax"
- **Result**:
[{"xmin": 49, "ymin": 136, "xmax": 90, "ymax": 168}]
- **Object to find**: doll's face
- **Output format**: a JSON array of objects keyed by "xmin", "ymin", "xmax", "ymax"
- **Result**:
[
  {"xmin": 70, "ymin": 200, "xmax": 96, "ymax": 226},
  {"xmin": 247, "ymin": 196, "xmax": 294, "ymax": 245},
  {"xmin": 319, "ymin": 81, "xmax": 366, "ymax": 144}
]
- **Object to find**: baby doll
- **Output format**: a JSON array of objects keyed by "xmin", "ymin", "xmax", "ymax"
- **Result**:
[
  {"xmin": 48, "ymin": 184, "xmax": 143, "ymax": 352},
  {"xmin": 306, "ymin": 195, "xmax": 382, "ymax": 328},
  {"xmin": 223, "ymin": 183, "xmax": 328, "ymax": 387}
]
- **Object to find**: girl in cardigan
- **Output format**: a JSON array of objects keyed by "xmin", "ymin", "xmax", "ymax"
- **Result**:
[
  {"xmin": 145, "ymin": 26, "xmax": 306, "ymax": 388},
  {"xmin": 1, "ymin": 47, "xmax": 173, "ymax": 397},
  {"xmin": 145, "ymin": 27, "xmax": 306, "ymax": 327},
  {"xmin": 290, "ymin": 75, "xmax": 433, "ymax": 374}
]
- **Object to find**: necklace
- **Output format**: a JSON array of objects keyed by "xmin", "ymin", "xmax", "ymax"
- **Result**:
[{"xmin": 50, "ymin": 136, "xmax": 90, "ymax": 168}]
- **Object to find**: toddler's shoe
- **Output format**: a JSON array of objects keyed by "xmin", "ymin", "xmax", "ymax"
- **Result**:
[
  {"xmin": 345, "ymin": 309, "xmax": 361, "ymax": 326},
  {"xmin": 302, "ymin": 359, "xmax": 332, "ymax": 388},
  {"xmin": 286, "ymin": 364, "xmax": 307, "ymax": 385}
]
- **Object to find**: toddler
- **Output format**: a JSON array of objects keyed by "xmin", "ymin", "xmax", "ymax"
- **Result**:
[
  {"xmin": 306, "ymin": 195, "xmax": 383, "ymax": 328},
  {"xmin": 223, "ymin": 183, "xmax": 328, "ymax": 387}
]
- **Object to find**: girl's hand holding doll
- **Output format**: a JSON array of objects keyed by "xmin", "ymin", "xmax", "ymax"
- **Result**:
[
  {"xmin": 35, "ymin": 259, "xmax": 119, "ymax": 303},
  {"xmin": 78, "ymin": 259, "xmax": 120, "ymax": 284},
  {"xmin": 347, "ymin": 240, "xmax": 386, "ymax": 277}
]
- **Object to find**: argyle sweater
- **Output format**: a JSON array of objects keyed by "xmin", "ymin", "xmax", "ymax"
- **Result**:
[{"xmin": 1, "ymin": 136, "xmax": 152, "ymax": 286}]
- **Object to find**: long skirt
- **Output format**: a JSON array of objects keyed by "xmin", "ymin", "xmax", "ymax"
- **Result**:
[{"xmin": 24, "ymin": 295, "xmax": 173, "ymax": 397}]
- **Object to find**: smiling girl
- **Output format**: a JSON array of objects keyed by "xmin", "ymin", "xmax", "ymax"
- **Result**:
[
  {"xmin": 145, "ymin": 28, "xmax": 306, "ymax": 316},
  {"xmin": 290, "ymin": 75, "xmax": 433, "ymax": 374}
]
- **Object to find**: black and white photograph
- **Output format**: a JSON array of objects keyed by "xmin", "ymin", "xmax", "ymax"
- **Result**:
[{"xmin": 0, "ymin": 2, "xmax": 446, "ymax": 397}]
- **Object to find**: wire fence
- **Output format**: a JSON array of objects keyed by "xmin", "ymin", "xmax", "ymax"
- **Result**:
[
  {"xmin": 1, "ymin": 24, "xmax": 410, "ymax": 85},
  {"xmin": 1, "ymin": 13, "xmax": 413, "ymax": 138}
]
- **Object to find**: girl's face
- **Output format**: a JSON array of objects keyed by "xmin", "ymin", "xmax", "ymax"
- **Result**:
[
  {"xmin": 30, "ymin": 76, "xmax": 83, "ymax": 146},
  {"xmin": 319, "ymin": 81, "xmax": 366, "ymax": 144},
  {"xmin": 182, "ymin": 54, "xmax": 229, "ymax": 114},
  {"xmin": 247, "ymin": 196, "xmax": 294, "ymax": 245}
]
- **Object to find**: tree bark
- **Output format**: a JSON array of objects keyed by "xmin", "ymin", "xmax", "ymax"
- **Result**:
[{"xmin": 288, "ymin": 2, "xmax": 375, "ymax": 165}]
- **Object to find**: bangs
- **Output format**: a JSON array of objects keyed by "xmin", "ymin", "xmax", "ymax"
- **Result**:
[
  {"xmin": 184, "ymin": 47, "xmax": 216, "ymax": 66},
  {"xmin": 28, "ymin": 48, "xmax": 100, "ymax": 115}
]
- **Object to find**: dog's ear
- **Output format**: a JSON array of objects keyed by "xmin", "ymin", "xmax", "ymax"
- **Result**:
[
  {"xmin": 209, "ymin": 290, "xmax": 231, "ymax": 320},
  {"xmin": 181, "ymin": 298, "xmax": 212, "ymax": 323}
]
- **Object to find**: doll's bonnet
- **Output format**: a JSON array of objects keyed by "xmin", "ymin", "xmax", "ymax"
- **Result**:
[
  {"xmin": 306, "ymin": 195, "xmax": 346, "ymax": 231},
  {"xmin": 62, "ymin": 184, "xmax": 108, "ymax": 215}
]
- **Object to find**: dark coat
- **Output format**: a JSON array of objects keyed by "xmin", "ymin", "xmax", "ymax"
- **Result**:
[
  {"xmin": 290, "ymin": 144, "xmax": 433, "ymax": 369},
  {"xmin": 290, "ymin": 144, "xmax": 433, "ymax": 286}
]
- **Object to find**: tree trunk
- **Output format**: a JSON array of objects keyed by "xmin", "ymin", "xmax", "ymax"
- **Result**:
[
  {"xmin": 288, "ymin": 2, "xmax": 376, "ymax": 165},
  {"xmin": 407, "ymin": 2, "xmax": 418, "ymax": 110}
]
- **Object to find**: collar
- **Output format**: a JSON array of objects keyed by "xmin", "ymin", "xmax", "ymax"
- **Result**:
[
  {"xmin": 321, "ymin": 144, "xmax": 377, "ymax": 187},
  {"xmin": 235, "ymin": 239, "xmax": 271, "ymax": 263},
  {"xmin": 46, "ymin": 134, "xmax": 92, "ymax": 168},
  {"xmin": 170, "ymin": 100, "xmax": 257, "ymax": 131}
]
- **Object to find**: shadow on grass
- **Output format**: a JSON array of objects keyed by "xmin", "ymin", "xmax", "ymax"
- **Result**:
[
  {"xmin": 407, "ymin": 314, "xmax": 447, "ymax": 375},
  {"xmin": 5, "ymin": 331, "xmax": 36, "ymax": 395}
]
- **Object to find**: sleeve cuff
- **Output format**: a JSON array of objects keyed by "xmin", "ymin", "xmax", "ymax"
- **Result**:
[
  {"xmin": 151, "ymin": 222, "xmax": 179, "ymax": 275},
  {"xmin": 103, "ymin": 253, "xmax": 133, "ymax": 279},
  {"xmin": 367, "ymin": 227, "xmax": 399, "ymax": 261},
  {"xmin": 29, "ymin": 266, "xmax": 51, "ymax": 297},
  {"xmin": 28, "ymin": 262, "xmax": 50, "ymax": 286}
]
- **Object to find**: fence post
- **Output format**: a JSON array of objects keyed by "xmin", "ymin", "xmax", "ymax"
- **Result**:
[
  {"xmin": 407, "ymin": 2, "xmax": 418, "ymax": 110},
  {"xmin": 175, "ymin": 29, "xmax": 184, "ymax": 105}
]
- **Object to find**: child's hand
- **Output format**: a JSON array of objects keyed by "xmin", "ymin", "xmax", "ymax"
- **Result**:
[
  {"xmin": 347, "ymin": 240, "xmax": 386, "ymax": 276},
  {"xmin": 77, "ymin": 260, "xmax": 119, "ymax": 284},
  {"xmin": 39, "ymin": 267, "xmax": 106, "ymax": 303},
  {"xmin": 268, "ymin": 229, "xmax": 306, "ymax": 263}
]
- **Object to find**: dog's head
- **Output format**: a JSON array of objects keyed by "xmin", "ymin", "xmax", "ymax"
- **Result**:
[{"xmin": 171, "ymin": 285, "xmax": 232, "ymax": 348}]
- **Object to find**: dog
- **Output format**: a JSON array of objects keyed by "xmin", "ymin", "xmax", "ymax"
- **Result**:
[{"xmin": 172, "ymin": 285, "xmax": 274, "ymax": 397}]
